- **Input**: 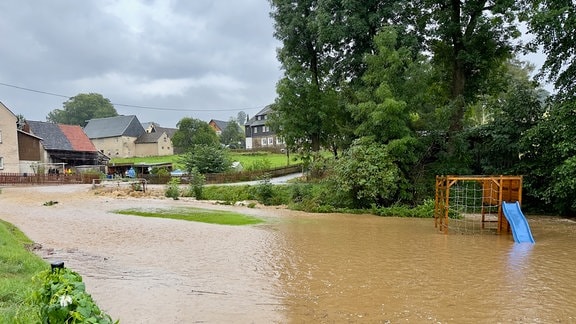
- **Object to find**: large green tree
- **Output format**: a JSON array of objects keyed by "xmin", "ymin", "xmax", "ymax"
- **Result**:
[
  {"xmin": 524, "ymin": 0, "xmax": 576, "ymax": 99},
  {"xmin": 413, "ymin": 0, "xmax": 523, "ymax": 133},
  {"xmin": 47, "ymin": 93, "xmax": 118, "ymax": 127},
  {"xmin": 269, "ymin": 0, "xmax": 405, "ymax": 155},
  {"xmin": 466, "ymin": 60, "xmax": 547, "ymax": 175},
  {"xmin": 520, "ymin": 98, "xmax": 576, "ymax": 214},
  {"xmin": 172, "ymin": 117, "xmax": 219, "ymax": 153}
]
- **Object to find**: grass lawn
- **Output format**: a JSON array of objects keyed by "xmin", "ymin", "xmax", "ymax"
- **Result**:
[
  {"xmin": 109, "ymin": 151, "xmax": 299, "ymax": 170},
  {"xmin": 113, "ymin": 207, "xmax": 264, "ymax": 225},
  {"xmin": 0, "ymin": 220, "xmax": 48, "ymax": 323}
]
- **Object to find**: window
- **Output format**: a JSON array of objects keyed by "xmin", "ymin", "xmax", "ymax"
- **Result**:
[
  {"xmin": 264, "ymin": 126, "xmax": 270, "ymax": 132},
  {"xmin": 253, "ymin": 127, "xmax": 258, "ymax": 134},
  {"xmin": 268, "ymin": 137, "xmax": 273, "ymax": 145},
  {"xmin": 276, "ymin": 137, "xmax": 284, "ymax": 145},
  {"xmin": 0, "ymin": 157, "xmax": 3, "ymax": 170},
  {"xmin": 261, "ymin": 138, "xmax": 267, "ymax": 146}
]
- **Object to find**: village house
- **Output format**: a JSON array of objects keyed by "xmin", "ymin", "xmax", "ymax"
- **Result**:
[
  {"xmin": 137, "ymin": 122, "xmax": 177, "ymax": 156},
  {"xmin": 84, "ymin": 116, "xmax": 176, "ymax": 158},
  {"xmin": 244, "ymin": 105, "xmax": 285, "ymax": 151}
]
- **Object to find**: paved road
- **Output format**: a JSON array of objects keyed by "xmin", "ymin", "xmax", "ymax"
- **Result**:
[{"xmin": 212, "ymin": 172, "xmax": 304, "ymax": 186}]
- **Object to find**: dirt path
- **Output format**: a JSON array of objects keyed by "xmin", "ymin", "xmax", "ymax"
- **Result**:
[{"xmin": 0, "ymin": 185, "xmax": 286, "ymax": 323}]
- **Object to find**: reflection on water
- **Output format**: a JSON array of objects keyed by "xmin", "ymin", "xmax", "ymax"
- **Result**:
[{"xmin": 260, "ymin": 213, "xmax": 576, "ymax": 323}]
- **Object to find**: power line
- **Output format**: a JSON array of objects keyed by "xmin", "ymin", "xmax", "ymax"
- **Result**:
[{"xmin": 0, "ymin": 81, "xmax": 267, "ymax": 112}]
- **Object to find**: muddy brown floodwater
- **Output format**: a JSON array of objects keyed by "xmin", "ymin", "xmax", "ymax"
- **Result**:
[{"xmin": 1, "ymin": 185, "xmax": 576, "ymax": 323}]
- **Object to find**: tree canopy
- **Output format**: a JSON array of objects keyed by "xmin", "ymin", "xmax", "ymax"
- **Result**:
[
  {"xmin": 46, "ymin": 93, "xmax": 118, "ymax": 127},
  {"xmin": 268, "ymin": 0, "xmax": 576, "ymax": 214},
  {"xmin": 172, "ymin": 117, "xmax": 219, "ymax": 152},
  {"xmin": 220, "ymin": 120, "xmax": 245, "ymax": 149},
  {"xmin": 524, "ymin": 0, "xmax": 576, "ymax": 99}
]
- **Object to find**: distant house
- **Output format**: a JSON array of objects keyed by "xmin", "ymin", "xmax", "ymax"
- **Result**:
[
  {"xmin": 25, "ymin": 121, "xmax": 105, "ymax": 171},
  {"xmin": 244, "ymin": 105, "xmax": 285, "ymax": 151},
  {"xmin": 134, "ymin": 122, "xmax": 176, "ymax": 156},
  {"xmin": 84, "ymin": 115, "xmax": 145, "ymax": 158},
  {"xmin": 208, "ymin": 119, "xmax": 230, "ymax": 136},
  {"xmin": 0, "ymin": 102, "xmax": 21, "ymax": 172}
]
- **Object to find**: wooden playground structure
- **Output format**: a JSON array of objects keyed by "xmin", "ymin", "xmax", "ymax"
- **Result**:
[{"xmin": 434, "ymin": 175, "xmax": 523, "ymax": 234}]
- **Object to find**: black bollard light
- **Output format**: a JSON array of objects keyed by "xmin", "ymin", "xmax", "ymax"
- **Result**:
[{"xmin": 50, "ymin": 261, "xmax": 65, "ymax": 272}]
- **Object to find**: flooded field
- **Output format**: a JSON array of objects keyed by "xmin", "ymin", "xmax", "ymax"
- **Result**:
[
  {"xmin": 267, "ymin": 214, "xmax": 576, "ymax": 323},
  {"xmin": 1, "ymin": 185, "xmax": 575, "ymax": 323}
]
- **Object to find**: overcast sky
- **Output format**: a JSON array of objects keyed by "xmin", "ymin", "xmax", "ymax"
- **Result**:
[
  {"xmin": 1, "ymin": 1, "xmax": 549, "ymax": 129},
  {"xmin": 0, "ymin": 0, "xmax": 282, "ymax": 128}
]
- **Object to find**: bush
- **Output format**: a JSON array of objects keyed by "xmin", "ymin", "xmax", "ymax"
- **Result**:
[
  {"xmin": 332, "ymin": 141, "xmax": 401, "ymax": 208},
  {"xmin": 254, "ymin": 175, "xmax": 274, "ymax": 205},
  {"xmin": 32, "ymin": 267, "xmax": 117, "ymax": 324},
  {"xmin": 180, "ymin": 145, "xmax": 231, "ymax": 174},
  {"xmin": 202, "ymin": 185, "xmax": 255, "ymax": 203},
  {"xmin": 245, "ymin": 159, "xmax": 272, "ymax": 171},
  {"xmin": 165, "ymin": 178, "xmax": 181, "ymax": 200},
  {"xmin": 186, "ymin": 168, "xmax": 206, "ymax": 199}
]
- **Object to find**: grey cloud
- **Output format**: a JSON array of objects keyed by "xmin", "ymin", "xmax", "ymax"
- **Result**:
[{"xmin": 0, "ymin": 0, "xmax": 281, "ymax": 127}]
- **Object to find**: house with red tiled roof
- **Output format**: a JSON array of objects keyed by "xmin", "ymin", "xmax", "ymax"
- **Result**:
[{"xmin": 25, "ymin": 121, "xmax": 107, "ymax": 170}]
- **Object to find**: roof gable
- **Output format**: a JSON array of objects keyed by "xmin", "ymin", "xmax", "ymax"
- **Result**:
[
  {"xmin": 0, "ymin": 101, "xmax": 17, "ymax": 119},
  {"xmin": 84, "ymin": 115, "xmax": 145, "ymax": 139},
  {"xmin": 210, "ymin": 119, "xmax": 229, "ymax": 131}
]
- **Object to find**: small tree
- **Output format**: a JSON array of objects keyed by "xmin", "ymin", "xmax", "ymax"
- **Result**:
[
  {"xmin": 179, "ymin": 145, "xmax": 231, "ymax": 174},
  {"xmin": 172, "ymin": 117, "xmax": 219, "ymax": 152},
  {"xmin": 187, "ymin": 168, "xmax": 206, "ymax": 200},
  {"xmin": 220, "ymin": 120, "xmax": 244, "ymax": 148}
]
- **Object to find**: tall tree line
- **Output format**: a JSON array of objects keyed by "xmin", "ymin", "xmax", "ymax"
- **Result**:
[{"xmin": 270, "ymin": 0, "xmax": 576, "ymax": 214}]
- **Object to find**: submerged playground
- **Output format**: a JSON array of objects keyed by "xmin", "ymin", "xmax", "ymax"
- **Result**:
[{"xmin": 434, "ymin": 175, "xmax": 535, "ymax": 243}]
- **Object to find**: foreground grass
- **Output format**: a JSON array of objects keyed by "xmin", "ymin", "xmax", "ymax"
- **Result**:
[
  {"xmin": 0, "ymin": 220, "xmax": 48, "ymax": 323},
  {"xmin": 114, "ymin": 207, "xmax": 264, "ymax": 225}
]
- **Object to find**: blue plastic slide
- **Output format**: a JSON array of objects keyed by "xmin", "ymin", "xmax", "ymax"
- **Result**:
[{"xmin": 502, "ymin": 202, "xmax": 535, "ymax": 243}]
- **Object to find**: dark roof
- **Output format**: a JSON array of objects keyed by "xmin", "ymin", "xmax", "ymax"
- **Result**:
[
  {"xmin": 83, "ymin": 115, "xmax": 145, "ymax": 139},
  {"xmin": 141, "ymin": 122, "xmax": 177, "ymax": 138},
  {"xmin": 246, "ymin": 105, "xmax": 272, "ymax": 127},
  {"xmin": 210, "ymin": 119, "xmax": 230, "ymax": 131},
  {"xmin": 254, "ymin": 105, "xmax": 272, "ymax": 117},
  {"xmin": 135, "ymin": 131, "xmax": 165, "ymax": 144},
  {"xmin": 155, "ymin": 126, "xmax": 177, "ymax": 138},
  {"xmin": 26, "ymin": 121, "xmax": 96, "ymax": 152}
]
